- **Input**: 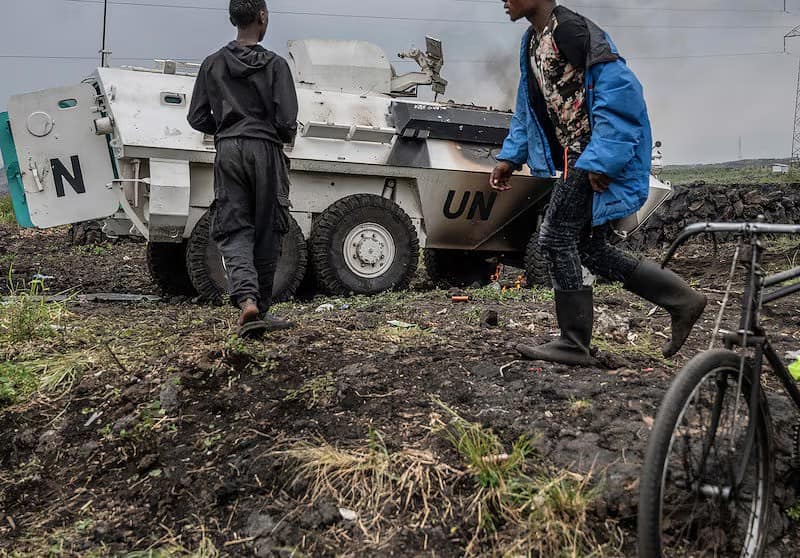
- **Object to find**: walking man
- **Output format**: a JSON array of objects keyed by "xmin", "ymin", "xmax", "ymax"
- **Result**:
[
  {"xmin": 491, "ymin": 0, "xmax": 706, "ymax": 366},
  {"xmin": 188, "ymin": 0, "xmax": 298, "ymax": 338}
]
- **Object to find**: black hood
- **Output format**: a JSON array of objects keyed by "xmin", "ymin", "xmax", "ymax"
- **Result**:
[{"xmin": 223, "ymin": 41, "xmax": 276, "ymax": 78}]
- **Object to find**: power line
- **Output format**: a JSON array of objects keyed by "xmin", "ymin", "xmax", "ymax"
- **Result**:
[
  {"xmin": 63, "ymin": 0, "xmax": 797, "ymax": 28},
  {"xmin": 1, "ymin": 50, "xmax": 787, "ymax": 64},
  {"xmin": 0, "ymin": 54, "xmax": 194, "ymax": 62}
]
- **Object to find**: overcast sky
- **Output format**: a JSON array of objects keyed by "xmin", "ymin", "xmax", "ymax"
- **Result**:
[{"xmin": 1, "ymin": 0, "xmax": 799, "ymax": 164}]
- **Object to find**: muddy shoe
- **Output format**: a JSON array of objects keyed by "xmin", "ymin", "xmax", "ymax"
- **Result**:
[
  {"xmin": 517, "ymin": 289, "xmax": 600, "ymax": 367},
  {"xmin": 623, "ymin": 260, "xmax": 708, "ymax": 358},
  {"xmin": 238, "ymin": 299, "xmax": 267, "ymax": 339},
  {"xmin": 261, "ymin": 313, "xmax": 295, "ymax": 332}
]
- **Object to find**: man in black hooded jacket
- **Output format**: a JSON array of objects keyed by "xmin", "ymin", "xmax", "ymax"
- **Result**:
[{"xmin": 188, "ymin": 0, "xmax": 298, "ymax": 338}]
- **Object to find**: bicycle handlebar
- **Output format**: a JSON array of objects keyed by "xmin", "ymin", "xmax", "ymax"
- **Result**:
[{"xmin": 662, "ymin": 222, "xmax": 800, "ymax": 267}]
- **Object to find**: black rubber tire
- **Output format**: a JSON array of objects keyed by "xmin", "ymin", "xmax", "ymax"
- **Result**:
[
  {"xmin": 310, "ymin": 194, "xmax": 419, "ymax": 296},
  {"xmin": 69, "ymin": 220, "xmax": 105, "ymax": 246},
  {"xmin": 524, "ymin": 227, "xmax": 551, "ymax": 288},
  {"xmin": 423, "ymin": 249, "xmax": 497, "ymax": 288},
  {"xmin": 146, "ymin": 241, "xmax": 197, "ymax": 296},
  {"xmin": 185, "ymin": 211, "xmax": 308, "ymax": 305},
  {"xmin": 638, "ymin": 349, "xmax": 773, "ymax": 558}
]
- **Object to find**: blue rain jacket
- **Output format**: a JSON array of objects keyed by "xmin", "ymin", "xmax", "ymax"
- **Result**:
[{"xmin": 497, "ymin": 6, "xmax": 652, "ymax": 226}]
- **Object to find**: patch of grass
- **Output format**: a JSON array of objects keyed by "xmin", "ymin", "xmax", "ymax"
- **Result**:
[
  {"xmin": 788, "ymin": 501, "xmax": 800, "ymax": 522},
  {"xmin": 278, "ymin": 428, "xmax": 456, "ymax": 537},
  {"xmin": 0, "ymin": 361, "xmax": 38, "ymax": 406},
  {"xmin": 0, "ymin": 195, "xmax": 15, "ymax": 225},
  {"xmin": 222, "ymin": 334, "xmax": 279, "ymax": 375},
  {"xmin": 374, "ymin": 322, "xmax": 430, "ymax": 345},
  {"xmin": 593, "ymin": 333, "xmax": 666, "ymax": 363},
  {"xmin": 0, "ymin": 351, "xmax": 89, "ymax": 407},
  {"xmin": 283, "ymin": 372, "xmax": 336, "ymax": 409},
  {"xmin": 432, "ymin": 401, "xmax": 605, "ymax": 557},
  {"xmin": 122, "ymin": 530, "xmax": 220, "ymax": 558},
  {"xmin": 661, "ymin": 165, "xmax": 795, "ymax": 186},
  {"xmin": 72, "ymin": 244, "xmax": 110, "ymax": 256},
  {"xmin": 568, "ymin": 397, "xmax": 592, "ymax": 417},
  {"xmin": 0, "ymin": 274, "xmax": 68, "ymax": 344},
  {"xmin": 278, "ymin": 406, "xmax": 608, "ymax": 556},
  {"xmin": 594, "ymin": 283, "xmax": 625, "ymax": 298},
  {"xmin": 469, "ymin": 285, "xmax": 554, "ymax": 303}
]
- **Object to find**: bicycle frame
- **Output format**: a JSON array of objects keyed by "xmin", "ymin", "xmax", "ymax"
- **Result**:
[{"xmin": 663, "ymin": 221, "xmax": 800, "ymax": 495}]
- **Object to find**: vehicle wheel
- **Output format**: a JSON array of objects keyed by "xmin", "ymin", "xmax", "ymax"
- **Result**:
[
  {"xmin": 310, "ymin": 194, "xmax": 419, "ymax": 295},
  {"xmin": 69, "ymin": 220, "xmax": 105, "ymax": 246},
  {"xmin": 423, "ymin": 249, "xmax": 496, "ymax": 288},
  {"xmin": 524, "ymin": 227, "xmax": 551, "ymax": 288},
  {"xmin": 146, "ymin": 241, "xmax": 196, "ymax": 296},
  {"xmin": 186, "ymin": 211, "xmax": 308, "ymax": 305},
  {"xmin": 638, "ymin": 349, "xmax": 773, "ymax": 558}
]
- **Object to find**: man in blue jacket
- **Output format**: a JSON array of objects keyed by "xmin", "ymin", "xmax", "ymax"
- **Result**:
[{"xmin": 492, "ymin": 0, "xmax": 706, "ymax": 366}]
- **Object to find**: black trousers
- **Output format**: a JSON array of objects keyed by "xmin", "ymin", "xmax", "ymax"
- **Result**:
[
  {"xmin": 538, "ymin": 155, "xmax": 639, "ymax": 291},
  {"xmin": 212, "ymin": 138, "xmax": 291, "ymax": 312}
]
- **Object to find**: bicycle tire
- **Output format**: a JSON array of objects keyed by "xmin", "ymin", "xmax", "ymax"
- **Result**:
[{"xmin": 638, "ymin": 349, "xmax": 774, "ymax": 557}]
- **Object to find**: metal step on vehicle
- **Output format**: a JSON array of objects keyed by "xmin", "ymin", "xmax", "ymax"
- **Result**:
[{"xmin": 0, "ymin": 37, "xmax": 672, "ymax": 300}]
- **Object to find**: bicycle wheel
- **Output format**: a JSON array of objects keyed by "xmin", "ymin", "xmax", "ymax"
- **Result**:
[{"xmin": 638, "ymin": 349, "xmax": 774, "ymax": 557}]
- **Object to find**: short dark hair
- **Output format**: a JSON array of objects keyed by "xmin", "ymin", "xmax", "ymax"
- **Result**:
[{"xmin": 229, "ymin": 0, "xmax": 267, "ymax": 27}]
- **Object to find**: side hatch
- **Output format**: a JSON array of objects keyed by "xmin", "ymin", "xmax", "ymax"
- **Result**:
[{"xmin": 7, "ymin": 83, "xmax": 118, "ymax": 228}]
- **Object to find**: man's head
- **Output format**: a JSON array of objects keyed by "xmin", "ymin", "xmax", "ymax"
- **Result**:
[
  {"xmin": 502, "ymin": 0, "xmax": 554, "ymax": 22},
  {"xmin": 230, "ymin": 0, "xmax": 268, "ymax": 40}
]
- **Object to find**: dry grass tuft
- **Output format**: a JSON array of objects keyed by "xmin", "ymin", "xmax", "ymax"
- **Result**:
[
  {"xmin": 277, "ymin": 429, "xmax": 459, "ymax": 540},
  {"xmin": 278, "ymin": 403, "xmax": 612, "ymax": 557},
  {"xmin": 432, "ymin": 399, "xmax": 608, "ymax": 557}
]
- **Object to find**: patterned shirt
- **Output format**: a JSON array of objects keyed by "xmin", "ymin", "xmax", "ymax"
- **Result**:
[{"xmin": 530, "ymin": 12, "xmax": 591, "ymax": 153}]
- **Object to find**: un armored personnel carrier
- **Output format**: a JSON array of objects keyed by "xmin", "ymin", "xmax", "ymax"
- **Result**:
[{"xmin": 0, "ymin": 37, "xmax": 670, "ymax": 301}]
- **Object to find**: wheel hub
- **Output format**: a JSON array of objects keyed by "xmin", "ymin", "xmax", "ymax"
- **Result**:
[{"xmin": 343, "ymin": 223, "xmax": 395, "ymax": 279}]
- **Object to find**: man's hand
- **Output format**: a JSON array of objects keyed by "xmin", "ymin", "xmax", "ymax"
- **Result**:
[
  {"xmin": 490, "ymin": 161, "xmax": 514, "ymax": 192},
  {"xmin": 588, "ymin": 172, "xmax": 612, "ymax": 193}
]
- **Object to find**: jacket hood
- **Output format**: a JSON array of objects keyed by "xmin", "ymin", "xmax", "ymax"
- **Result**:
[{"xmin": 224, "ymin": 41, "xmax": 275, "ymax": 78}]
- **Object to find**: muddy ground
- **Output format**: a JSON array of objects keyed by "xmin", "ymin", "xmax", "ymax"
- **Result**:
[{"xmin": 1, "ymin": 222, "xmax": 800, "ymax": 557}]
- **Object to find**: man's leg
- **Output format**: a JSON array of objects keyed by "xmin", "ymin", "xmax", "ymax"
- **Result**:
[
  {"xmin": 578, "ymin": 224, "xmax": 638, "ymax": 283},
  {"xmin": 250, "ymin": 140, "xmax": 294, "ymax": 330},
  {"xmin": 212, "ymin": 139, "xmax": 265, "ymax": 336},
  {"xmin": 517, "ymin": 166, "xmax": 599, "ymax": 366},
  {"xmin": 580, "ymin": 225, "xmax": 707, "ymax": 358}
]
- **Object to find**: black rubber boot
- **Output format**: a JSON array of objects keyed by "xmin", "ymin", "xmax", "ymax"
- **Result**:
[
  {"xmin": 516, "ymin": 288, "xmax": 600, "ymax": 367},
  {"xmin": 623, "ymin": 260, "xmax": 707, "ymax": 358}
]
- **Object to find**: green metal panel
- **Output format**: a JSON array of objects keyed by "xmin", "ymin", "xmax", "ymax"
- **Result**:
[{"xmin": 0, "ymin": 112, "xmax": 33, "ymax": 228}]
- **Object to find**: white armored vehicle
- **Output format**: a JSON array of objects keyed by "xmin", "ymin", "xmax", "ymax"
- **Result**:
[{"xmin": 0, "ymin": 38, "xmax": 671, "ymax": 300}]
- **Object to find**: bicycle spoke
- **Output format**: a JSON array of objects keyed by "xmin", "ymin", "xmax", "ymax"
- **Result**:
[{"xmin": 657, "ymin": 367, "xmax": 766, "ymax": 557}]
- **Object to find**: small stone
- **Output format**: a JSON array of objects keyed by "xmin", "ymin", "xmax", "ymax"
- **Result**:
[
  {"xmin": 246, "ymin": 512, "xmax": 276, "ymax": 539},
  {"xmin": 137, "ymin": 453, "xmax": 158, "ymax": 473},
  {"xmin": 79, "ymin": 441, "xmax": 100, "ymax": 458},
  {"xmin": 471, "ymin": 363, "xmax": 500, "ymax": 379},
  {"xmin": 13, "ymin": 429, "xmax": 37, "ymax": 450},
  {"xmin": 36, "ymin": 430, "xmax": 61, "ymax": 455},
  {"xmin": 112, "ymin": 413, "xmax": 138, "ymax": 435},
  {"xmin": 159, "ymin": 379, "xmax": 180, "ymax": 414},
  {"xmin": 339, "ymin": 508, "xmax": 358, "ymax": 521},
  {"xmin": 481, "ymin": 309, "xmax": 499, "ymax": 327}
]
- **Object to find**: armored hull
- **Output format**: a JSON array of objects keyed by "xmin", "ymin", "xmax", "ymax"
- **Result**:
[{"xmin": 0, "ymin": 38, "xmax": 670, "ymax": 299}]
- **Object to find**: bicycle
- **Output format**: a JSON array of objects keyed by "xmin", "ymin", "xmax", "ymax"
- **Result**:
[{"xmin": 638, "ymin": 221, "xmax": 800, "ymax": 557}]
